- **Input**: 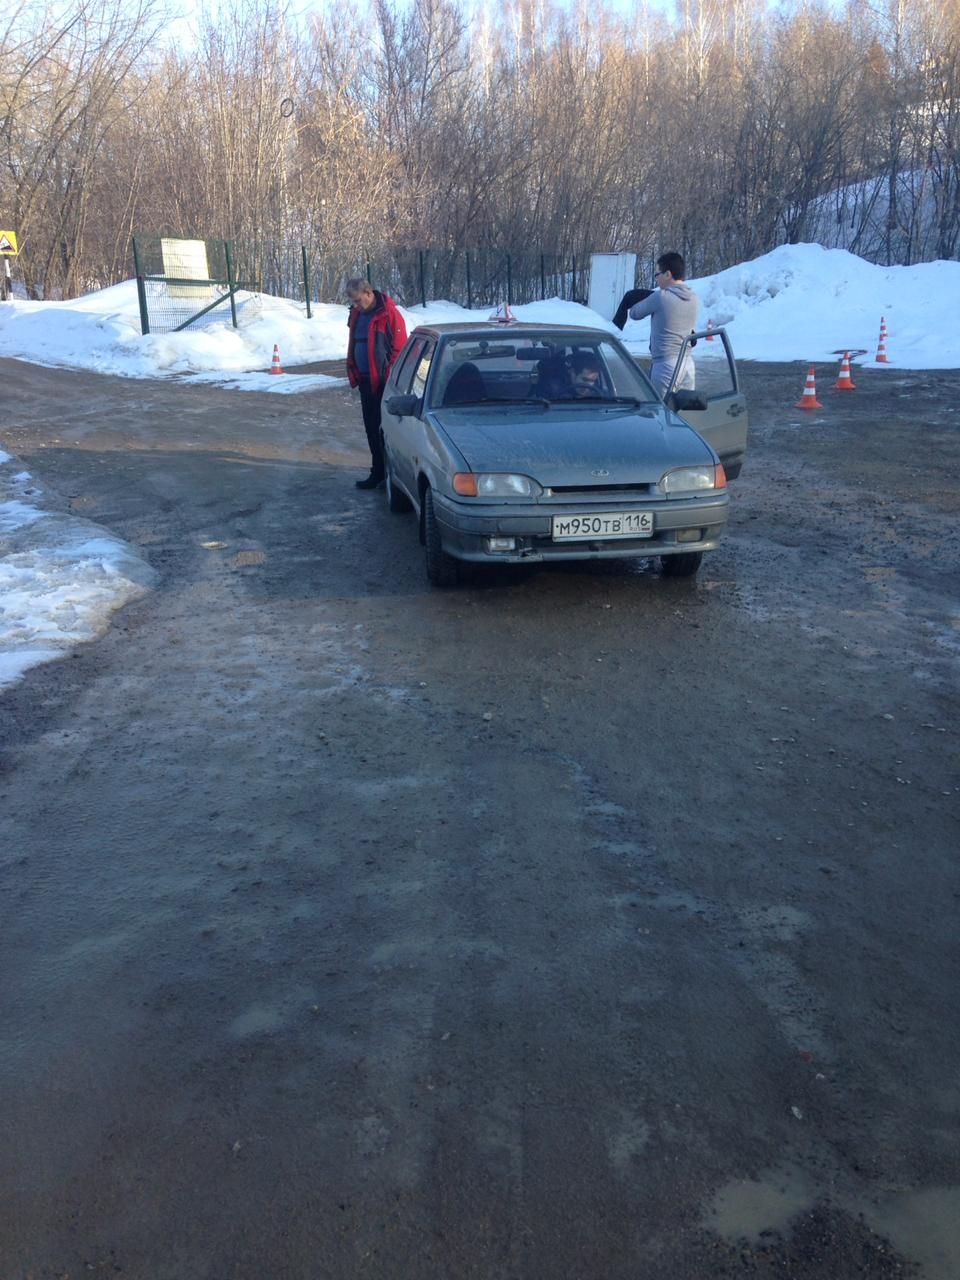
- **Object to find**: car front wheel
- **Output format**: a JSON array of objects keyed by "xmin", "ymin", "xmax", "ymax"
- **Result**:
[
  {"xmin": 661, "ymin": 551, "xmax": 703, "ymax": 578},
  {"xmin": 423, "ymin": 487, "xmax": 459, "ymax": 587}
]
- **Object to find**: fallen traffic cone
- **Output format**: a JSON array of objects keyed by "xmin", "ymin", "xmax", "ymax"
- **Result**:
[
  {"xmin": 269, "ymin": 343, "xmax": 284, "ymax": 374},
  {"xmin": 875, "ymin": 317, "xmax": 890, "ymax": 363},
  {"xmin": 794, "ymin": 365, "xmax": 823, "ymax": 410},
  {"xmin": 833, "ymin": 351, "xmax": 856, "ymax": 390}
]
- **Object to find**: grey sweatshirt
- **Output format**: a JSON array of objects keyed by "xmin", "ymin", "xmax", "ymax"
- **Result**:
[{"xmin": 629, "ymin": 282, "xmax": 699, "ymax": 362}]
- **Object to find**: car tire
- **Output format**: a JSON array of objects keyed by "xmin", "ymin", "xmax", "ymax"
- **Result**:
[
  {"xmin": 423, "ymin": 487, "xmax": 459, "ymax": 587},
  {"xmin": 661, "ymin": 551, "xmax": 703, "ymax": 577},
  {"xmin": 384, "ymin": 447, "xmax": 412, "ymax": 513}
]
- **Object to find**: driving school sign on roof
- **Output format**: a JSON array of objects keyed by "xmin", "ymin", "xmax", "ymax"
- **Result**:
[{"xmin": 0, "ymin": 231, "xmax": 19, "ymax": 255}]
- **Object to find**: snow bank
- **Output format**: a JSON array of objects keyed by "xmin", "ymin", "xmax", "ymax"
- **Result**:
[
  {"xmin": 0, "ymin": 284, "xmax": 614, "ymax": 388},
  {"xmin": 675, "ymin": 244, "xmax": 960, "ymax": 368},
  {"xmin": 2, "ymin": 244, "xmax": 957, "ymax": 376}
]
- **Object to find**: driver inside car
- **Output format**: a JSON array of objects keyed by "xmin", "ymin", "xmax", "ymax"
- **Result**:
[{"xmin": 571, "ymin": 352, "xmax": 606, "ymax": 398}]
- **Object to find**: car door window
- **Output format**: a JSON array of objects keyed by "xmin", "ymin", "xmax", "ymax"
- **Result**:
[
  {"xmin": 667, "ymin": 329, "xmax": 749, "ymax": 479},
  {"xmin": 392, "ymin": 337, "xmax": 426, "ymax": 393},
  {"xmin": 411, "ymin": 342, "xmax": 435, "ymax": 401},
  {"xmin": 685, "ymin": 333, "xmax": 738, "ymax": 401}
]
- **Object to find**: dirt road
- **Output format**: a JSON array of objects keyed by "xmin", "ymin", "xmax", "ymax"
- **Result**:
[{"xmin": 1, "ymin": 357, "xmax": 958, "ymax": 1279}]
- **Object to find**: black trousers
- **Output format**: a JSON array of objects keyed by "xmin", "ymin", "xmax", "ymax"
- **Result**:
[{"xmin": 357, "ymin": 377, "xmax": 384, "ymax": 478}]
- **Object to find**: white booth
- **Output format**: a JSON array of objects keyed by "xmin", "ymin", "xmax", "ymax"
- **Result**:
[{"xmin": 587, "ymin": 252, "xmax": 638, "ymax": 321}]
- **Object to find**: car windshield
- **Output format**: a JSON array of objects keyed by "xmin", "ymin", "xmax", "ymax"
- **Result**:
[{"xmin": 429, "ymin": 333, "xmax": 659, "ymax": 409}]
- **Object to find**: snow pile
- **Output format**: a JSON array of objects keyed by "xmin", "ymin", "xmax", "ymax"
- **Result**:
[
  {"xmin": 1, "ymin": 243, "xmax": 958, "ymax": 377},
  {"xmin": 674, "ymin": 244, "xmax": 960, "ymax": 368},
  {"xmin": 0, "ymin": 283, "xmax": 613, "ymax": 390},
  {"xmin": 0, "ymin": 449, "xmax": 156, "ymax": 689}
]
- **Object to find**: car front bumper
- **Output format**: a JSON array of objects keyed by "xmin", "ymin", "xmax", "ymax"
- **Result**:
[{"xmin": 432, "ymin": 491, "xmax": 730, "ymax": 563}]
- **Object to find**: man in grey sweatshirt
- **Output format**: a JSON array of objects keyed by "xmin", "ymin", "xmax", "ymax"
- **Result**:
[{"xmin": 628, "ymin": 251, "xmax": 699, "ymax": 397}]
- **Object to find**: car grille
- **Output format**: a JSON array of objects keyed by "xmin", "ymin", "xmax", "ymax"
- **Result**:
[{"xmin": 543, "ymin": 483, "xmax": 656, "ymax": 500}]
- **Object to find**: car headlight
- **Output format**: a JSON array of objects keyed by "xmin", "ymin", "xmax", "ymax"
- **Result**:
[
  {"xmin": 453, "ymin": 473, "xmax": 542, "ymax": 497},
  {"xmin": 658, "ymin": 464, "xmax": 726, "ymax": 494}
]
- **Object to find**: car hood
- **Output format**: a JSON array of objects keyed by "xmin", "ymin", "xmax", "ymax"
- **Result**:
[{"xmin": 431, "ymin": 407, "xmax": 713, "ymax": 487}]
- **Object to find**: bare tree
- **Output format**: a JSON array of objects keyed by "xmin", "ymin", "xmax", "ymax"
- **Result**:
[{"xmin": 3, "ymin": 0, "xmax": 958, "ymax": 302}]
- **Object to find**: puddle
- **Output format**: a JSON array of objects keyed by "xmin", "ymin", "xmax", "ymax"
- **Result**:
[
  {"xmin": 710, "ymin": 1173, "xmax": 960, "ymax": 1276},
  {"xmin": 864, "ymin": 1186, "xmax": 960, "ymax": 1280},
  {"xmin": 708, "ymin": 1165, "xmax": 816, "ymax": 1241}
]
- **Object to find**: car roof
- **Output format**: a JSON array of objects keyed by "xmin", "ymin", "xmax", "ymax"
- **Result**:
[{"xmin": 408, "ymin": 322, "xmax": 612, "ymax": 341}]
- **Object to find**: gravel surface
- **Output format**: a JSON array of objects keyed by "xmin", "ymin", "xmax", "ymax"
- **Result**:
[{"xmin": 1, "ymin": 356, "xmax": 957, "ymax": 1280}]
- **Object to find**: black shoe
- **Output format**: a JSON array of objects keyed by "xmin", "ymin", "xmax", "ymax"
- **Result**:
[{"xmin": 355, "ymin": 473, "xmax": 384, "ymax": 490}]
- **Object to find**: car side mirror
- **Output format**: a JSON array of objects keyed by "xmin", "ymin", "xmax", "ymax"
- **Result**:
[
  {"xmin": 666, "ymin": 390, "xmax": 708, "ymax": 412},
  {"xmin": 386, "ymin": 393, "xmax": 421, "ymax": 419}
]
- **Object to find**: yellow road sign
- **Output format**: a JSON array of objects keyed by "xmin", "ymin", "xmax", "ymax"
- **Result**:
[{"xmin": 0, "ymin": 231, "xmax": 19, "ymax": 255}]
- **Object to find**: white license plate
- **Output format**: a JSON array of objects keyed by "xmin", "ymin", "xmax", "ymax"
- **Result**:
[{"xmin": 552, "ymin": 510, "xmax": 654, "ymax": 541}]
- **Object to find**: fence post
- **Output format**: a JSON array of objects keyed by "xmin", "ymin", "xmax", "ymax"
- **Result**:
[
  {"xmin": 419, "ymin": 250, "xmax": 426, "ymax": 307},
  {"xmin": 465, "ymin": 251, "xmax": 472, "ymax": 311},
  {"xmin": 132, "ymin": 237, "xmax": 150, "ymax": 335},
  {"xmin": 301, "ymin": 245, "xmax": 312, "ymax": 319},
  {"xmin": 540, "ymin": 252, "xmax": 546, "ymax": 300},
  {"xmin": 506, "ymin": 254, "xmax": 512, "ymax": 306},
  {"xmin": 224, "ymin": 241, "xmax": 238, "ymax": 328}
]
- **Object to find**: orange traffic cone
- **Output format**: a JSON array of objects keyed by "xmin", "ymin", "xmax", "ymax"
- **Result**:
[
  {"xmin": 833, "ymin": 352, "xmax": 856, "ymax": 391},
  {"xmin": 705, "ymin": 320, "xmax": 715, "ymax": 342},
  {"xmin": 794, "ymin": 366, "xmax": 823, "ymax": 410},
  {"xmin": 875, "ymin": 317, "xmax": 890, "ymax": 364},
  {"xmin": 269, "ymin": 343, "xmax": 284, "ymax": 374}
]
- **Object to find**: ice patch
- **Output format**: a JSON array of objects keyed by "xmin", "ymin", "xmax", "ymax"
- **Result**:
[
  {"xmin": 0, "ymin": 499, "xmax": 46, "ymax": 532},
  {"xmin": 0, "ymin": 448, "xmax": 156, "ymax": 689}
]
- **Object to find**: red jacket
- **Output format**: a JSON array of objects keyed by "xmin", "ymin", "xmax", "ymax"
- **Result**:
[{"xmin": 346, "ymin": 291, "xmax": 407, "ymax": 394}]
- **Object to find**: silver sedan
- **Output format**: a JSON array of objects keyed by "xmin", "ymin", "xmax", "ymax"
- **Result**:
[{"xmin": 379, "ymin": 322, "xmax": 748, "ymax": 586}]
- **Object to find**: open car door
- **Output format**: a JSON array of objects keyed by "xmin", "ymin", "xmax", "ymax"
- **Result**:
[{"xmin": 664, "ymin": 329, "xmax": 748, "ymax": 480}]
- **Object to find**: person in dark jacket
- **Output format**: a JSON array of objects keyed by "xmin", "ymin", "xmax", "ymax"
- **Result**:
[{"xmin": 345, "ymin": 279, "xmax": 408, "ymax": 489}]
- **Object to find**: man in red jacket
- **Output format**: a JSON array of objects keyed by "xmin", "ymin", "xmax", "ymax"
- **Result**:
[{"xmin": 345, "ymin": 279, "xmax": 407, "ymax": 489}]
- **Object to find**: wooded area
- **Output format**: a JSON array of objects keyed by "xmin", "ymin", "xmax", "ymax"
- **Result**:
[{"xmin": 3, "ymin": 0, "xmax": 959, "ymax": 301}]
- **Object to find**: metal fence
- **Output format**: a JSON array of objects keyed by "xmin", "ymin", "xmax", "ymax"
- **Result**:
[
  {"xmin": 238, "ymin": 243, "xmax": 598, "ymax": 309},
  {"xmin": 355, "ymin": 250, "xmax": 592, "ymax": 310},
  {"xmin": 133, "ymin": 234, "xmax": 632, "ymax": 335},
  {"xmin": 131, "ymin": 237, "xmax": 244, "ymax": 335}
]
